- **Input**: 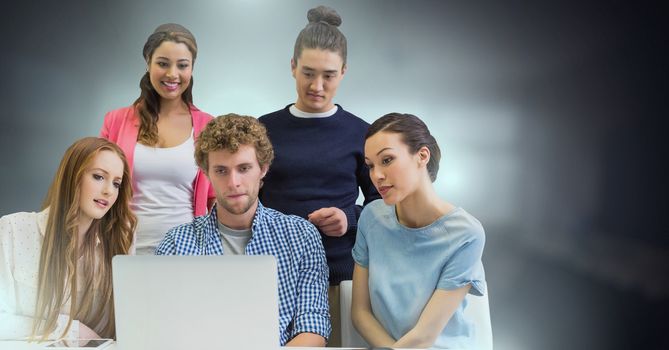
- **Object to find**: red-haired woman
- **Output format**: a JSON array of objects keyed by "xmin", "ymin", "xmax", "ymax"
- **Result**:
[{"xmin": 0, "ymin": 137, "xmax": 136, "ymax": 341}]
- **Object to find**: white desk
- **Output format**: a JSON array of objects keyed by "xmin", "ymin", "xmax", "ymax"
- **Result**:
[{"xmin": 0, "ymin": 341, "xmax": 367, "ymax": 350}]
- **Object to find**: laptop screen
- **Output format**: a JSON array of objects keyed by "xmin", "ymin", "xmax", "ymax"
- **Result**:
[{"xmin": 112, "ymin": 255, "xmax": 280, "ymax": 350}]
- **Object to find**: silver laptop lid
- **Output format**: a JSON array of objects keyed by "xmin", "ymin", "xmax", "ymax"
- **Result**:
[{"xmin": 112, "ymin": 255, "xmax": 279, "ymax": 350}]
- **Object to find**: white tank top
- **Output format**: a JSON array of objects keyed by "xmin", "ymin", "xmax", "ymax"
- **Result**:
[{"xmin": 131, "ymin": 131, "xmax": 198, "ymax": 254}]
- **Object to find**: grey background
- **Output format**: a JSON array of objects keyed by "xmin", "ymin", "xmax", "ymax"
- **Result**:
[{"xmin": 1, "ymin": 1, "xmax": 666, "ymax": 349}]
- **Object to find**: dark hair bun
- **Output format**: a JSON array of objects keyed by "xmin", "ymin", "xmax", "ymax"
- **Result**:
[{"xmin": 307, "ymin": 5, "xmax": 342, "ymax": 27}]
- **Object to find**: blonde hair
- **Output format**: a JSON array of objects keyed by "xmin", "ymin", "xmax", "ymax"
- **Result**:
[
  {"xmin": 194, "ymin": 114, "xmax": 274, "ymax": 172},
  {"xmin": 32, "ymin": 137, "xmax": 136, "ymax": 340}
]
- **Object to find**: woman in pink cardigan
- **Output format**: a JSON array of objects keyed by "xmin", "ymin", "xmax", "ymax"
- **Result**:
[{"xmin": 100, "ymin": 23, "xmax": 214, "ymax": 254}]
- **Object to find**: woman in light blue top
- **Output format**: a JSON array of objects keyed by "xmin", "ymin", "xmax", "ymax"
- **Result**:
[{"xmin": 351, "ymin": 113, "xmax": 487, "ymax": 349}]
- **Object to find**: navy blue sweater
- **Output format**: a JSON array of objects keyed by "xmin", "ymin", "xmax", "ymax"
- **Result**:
[{"xmin": 259, "ymin": 105, "xmax": 380, "ymax": 285}]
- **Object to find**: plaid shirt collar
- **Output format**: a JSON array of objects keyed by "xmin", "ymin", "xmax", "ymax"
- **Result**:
[
  {"xmin": 199, "ymin": 201, "xmax": 271, "ymax": 254},
  {"xmin": 204, "ymin": 200, "xmax": 269, "ymax": 231}
]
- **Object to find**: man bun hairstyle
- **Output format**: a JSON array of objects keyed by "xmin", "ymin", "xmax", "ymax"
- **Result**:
[
  {"xmin": 307, "ymin": 5, "xmax": 342, "ymax": 26},
  {"xmin": 293, "ymin": 5, "xmax": 347, "ymax": 66}
]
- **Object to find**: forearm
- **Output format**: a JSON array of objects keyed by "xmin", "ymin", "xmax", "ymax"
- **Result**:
[
  {"xmin": 393, "ymin": 287, "xmax": 471, "ymax": 349},
  {"xmin": 351, "ymin": 265, "xmax": 394, "ymax": 347},
  {"xmin": 393, "ymin": 328, "xmax": 434, "ymax": 349},
  {"xmin": 0, "ymin": 313, "xmax": 79, "ymax": 340},
  {"xmin": 154, "ymin": 234, "xmax": 176, "ymax": 255},
  {"xmin": 351, "ymin": 308, "xmax": 396, "ymax": 347},
  {"xmin": 292, "ymin": 230, "xmax": 331, "ymax": 345},
  {"xmin": 342, "ymin": 204, "xmax": 362, "ymax": 232},
  {"xmin": 0, "ymin": 312, "xmax": 35, "ymax": 340},
  {"xmin": 285, "ymin": 332, "xmax": 326, "ymax": 347}
]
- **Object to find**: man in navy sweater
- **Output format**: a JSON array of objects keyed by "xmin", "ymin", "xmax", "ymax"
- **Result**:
[
  {"xmin": 260, "ymin": 103, "xmax": 379, "ymax": 284},
  {"xmin": 260, "ymin": 6, "xmax": 379, "ymax": 287},
  {"xmin": 259, "ymin": 5, "xmax": 380, "ymax": 346}
]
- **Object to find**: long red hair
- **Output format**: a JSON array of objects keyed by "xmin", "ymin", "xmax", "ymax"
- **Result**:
[{"xmin": 32, "ymin": 137, "xmax": 136, "ymax": 340}]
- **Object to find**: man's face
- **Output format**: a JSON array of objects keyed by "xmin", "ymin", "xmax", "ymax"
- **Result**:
[
  {"xmin": 206, "ymin": 144, "xmax": 267, "ymax": 227},
  {"xmin": 292, "ymin": 48, "xmax": 346, "ymax": 113}
]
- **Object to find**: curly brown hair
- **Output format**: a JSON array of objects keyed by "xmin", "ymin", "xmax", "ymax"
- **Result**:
[{"xmin": 195, "ymin": 114, "xmax": 274, "ymax": 172}]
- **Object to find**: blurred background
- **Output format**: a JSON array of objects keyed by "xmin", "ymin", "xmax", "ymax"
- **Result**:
[{"xmin": 1, "ymin": 1, "xmax": 666, "ymax": 348}]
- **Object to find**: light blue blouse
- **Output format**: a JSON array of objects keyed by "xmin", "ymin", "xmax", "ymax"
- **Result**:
[{"xmin": 352, "ymin": 199, "xmax": 487, "ymax": 349}]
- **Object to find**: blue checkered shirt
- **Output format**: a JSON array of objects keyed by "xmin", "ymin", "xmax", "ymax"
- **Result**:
[{"xmin": 155, "ymin": 202, "xmax": 331, "ymax": 345}]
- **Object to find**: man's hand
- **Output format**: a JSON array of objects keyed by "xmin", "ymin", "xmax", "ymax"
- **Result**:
[{"xmin": 308, "ymin": 207, "xmax": 348, "ymax": 237}]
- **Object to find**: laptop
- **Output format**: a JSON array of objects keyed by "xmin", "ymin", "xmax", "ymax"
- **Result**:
[{"xmin": 112, "ymin": 255, "xmax": 280, "ymax": 350}]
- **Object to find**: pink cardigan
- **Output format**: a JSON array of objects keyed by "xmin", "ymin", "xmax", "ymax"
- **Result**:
[{"xmin": 100, "ymin": 105, "xmax": 215, "ymax": 216}]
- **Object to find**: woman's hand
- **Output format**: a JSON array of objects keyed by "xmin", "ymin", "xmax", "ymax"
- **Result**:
[
  {"xmin": 393, "ymin": 285, "xmax": 471, "ymax": 349},
  {"xmin": 79, "ymin": 322, "xmax": 101, "ymax": 339}
]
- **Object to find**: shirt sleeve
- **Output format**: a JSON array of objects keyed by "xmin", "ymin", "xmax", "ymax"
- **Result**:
[
  {"xmin": 343, "ymin": 149, "xmax": 381, "ymax": 234},
  {"xmin": 341, "ymin": 204, "xmax": 362, "ymax": 234},
  {"xmin": 0, "ymin": 215, "xmax": 27, "ymax": 340},
  {"xmin": 0, "ymin": 313, "xmax": 78, "ymax": 340},
  {"xmin": 351, "ymin": 210, "xmax": 370, "ymax": 268},
  {"xmin": 436, "ymin": 231, "xmax": 487, "ymax": 296},
  {"xmin": 155, "ymin": 230, "xmax": 176, "ymax": 255},
  {"xmin": 290, "ymin": 223, "xmax": 331, "ymax": 342},
  {"xmin": 0, "ymin": 216, "xmax": 79, "ymax": 340},
  {"xmin": 357, "ymin": 162, "xmax": 380, "ymax": 207}
]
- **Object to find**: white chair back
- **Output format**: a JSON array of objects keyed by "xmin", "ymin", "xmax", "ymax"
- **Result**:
[
  {"xmin": 339, "ymin": 280, "xmax": 369, "ymax": 347},
  {"xmin": 463, "ymin": 290, "xmax": 493, "ymax": 350}
]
